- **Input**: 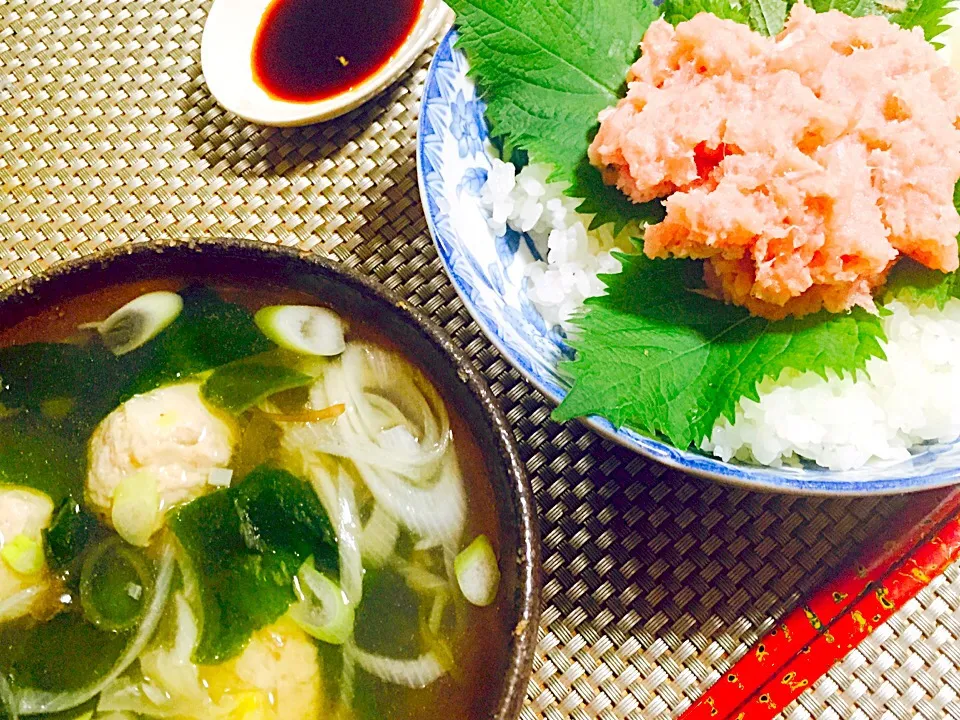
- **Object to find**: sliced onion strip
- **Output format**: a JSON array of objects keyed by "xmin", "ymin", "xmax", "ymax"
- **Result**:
[
  {"xmin": 354, "ymin": 451, "xmax": 465, "ymax": 545},
  {"xmin": 348, "ymin": 644, "xmax": 447, "ymax": 689},
  {"xmin": 0, "ymin": 673, "xmax": 18, "ymax": 720},
  {"xmin": 336, "ymin": 470, "xmax": 364, "ymax": 606},
  {"xmin": 0, "ymin": 583, "xmax": 47, "ymax": 623},
  {"xmin": 359, "ymin": 504, "xmax": 399, "ymax": 567},
  {"xmin": 285, "ymin": 344, "xmax": 451, "ymax": 484}
]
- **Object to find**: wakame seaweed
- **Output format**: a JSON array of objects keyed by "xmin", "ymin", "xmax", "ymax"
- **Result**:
[
  {"xmin": 0, "ymin": 342, "xmax": 112, "ymax": 410},
  {"xmin": 201, "ymin": 361, "xmax": 313, "ymax": 414},
  {"xmin": 0, "ymin": 342, "xmax": 128, "ymax": 433},
  {"xmin": 0, "ymin": 612, "xmax": 131, "ymax": 694},
  {"xmin": 0, "ymin": 417, "xmax": 87, "ymax": 507},
  {"xmin": 168, "ymin": 464, "xmax": 337, "ymax": 664},
  {"xmin": 122, "ymin": 286, "xmax": 273, "ymax": 398},
  {"xmin": 44, "ymin": 497, "xmax": 103, "ymax": 571}
]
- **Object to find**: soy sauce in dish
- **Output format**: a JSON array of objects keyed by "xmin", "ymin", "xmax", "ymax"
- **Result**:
[{"xmin": 252, "ymin": 0, "xmax": 424, "ymax": 103}]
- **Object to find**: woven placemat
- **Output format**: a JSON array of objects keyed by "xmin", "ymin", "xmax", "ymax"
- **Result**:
[{"xmin": 2, "ymin": 1, "xmax": 960, "ymax": 718}]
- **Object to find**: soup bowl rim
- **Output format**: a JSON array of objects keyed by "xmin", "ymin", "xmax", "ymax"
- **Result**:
[{"xmin": 0, "ymin": 236, "xmax": 542, "ymax": 720}]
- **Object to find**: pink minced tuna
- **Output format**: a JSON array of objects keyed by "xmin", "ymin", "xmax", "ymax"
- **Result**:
[{"xmin": 589, "ymin": 4, "xmax": 960, "ymax": 319}]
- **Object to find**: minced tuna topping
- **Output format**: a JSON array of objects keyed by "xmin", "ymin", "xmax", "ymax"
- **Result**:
[{"xmin": 589, "ymin": 4, "xmax": 960, "ymax": 319}]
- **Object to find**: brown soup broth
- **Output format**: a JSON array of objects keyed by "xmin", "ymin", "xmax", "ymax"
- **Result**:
[{"xmin": 0, "ymin": 280, "xmax": 512, "ymax": 720}]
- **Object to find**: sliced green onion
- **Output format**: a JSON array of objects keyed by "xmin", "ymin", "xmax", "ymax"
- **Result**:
[
  {"xmin": 79, "ymin": 537, "xmax": 154, "ymax": 632},
  {"xmin": 91, "ymin": 291, "xmax": 183, "ymax": 356},
  {"xmin": 290, "ymin": 559, "xmax": 354, "ymax": 645},
  {"xmin": 454, "ymin": 535, "xmax": 500, "ymax": 607},
  {"xmin": 1, "ymin": 534, "xmax": 45, "ymax": 575},
  {"xmin": 254, "ymin": 305, "xmax": 346, "ymax": 357},
  {"xmin": 111, "ymin": 471, "xmax": 162, "ymax": 547}
]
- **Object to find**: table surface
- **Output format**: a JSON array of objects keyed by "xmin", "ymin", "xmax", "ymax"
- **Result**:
[{"xmin": 3, "ymin": 1, "xmax": 960, "ymax": 718}]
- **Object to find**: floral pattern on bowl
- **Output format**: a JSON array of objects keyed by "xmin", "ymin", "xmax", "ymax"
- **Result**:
[{"xmin": 416, "ymin": 28, "xmax": 960, "ymax": 495}]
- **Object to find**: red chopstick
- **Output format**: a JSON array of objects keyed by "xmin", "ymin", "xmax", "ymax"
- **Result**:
[
  {"xmin": 732, "ymin": 503, "xmax": 960, "ymax": 719},
  {"xmin": 681, "ymin": 486, "xmax": 960, "ymax": 720}
]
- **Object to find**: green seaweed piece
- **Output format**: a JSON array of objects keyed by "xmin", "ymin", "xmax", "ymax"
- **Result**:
[
  {"xmin": 123, "ymin": 286, "xmax": 272, "ymax": 398},
  {"xmin": 202, "ymin": 363, "xmax": 312, "ymax": 415},
  {"xmin": 44, "ymin": 497, "xmax": 103, "ymax": 571},
  {"xmin": 0, "ymin": 416, "xmax": 86, "ymax": 506},
  {"xmin": 168, "ymin": 465, "xmax": 336, "ymax": 664}
]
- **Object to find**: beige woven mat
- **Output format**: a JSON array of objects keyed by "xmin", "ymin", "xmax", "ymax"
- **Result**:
[{"xmin": 2, "ymin": 1, "xmax": 960, "ymax": 718}]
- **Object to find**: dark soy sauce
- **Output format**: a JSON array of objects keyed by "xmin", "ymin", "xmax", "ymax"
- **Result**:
[{"xmin": 252, "ymin": 0, "xmax": 424, "ymax": 103}]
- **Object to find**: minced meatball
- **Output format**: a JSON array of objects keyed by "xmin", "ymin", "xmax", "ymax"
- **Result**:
[
  {"xmin": 0, "ymin": 487, "xmax": 53, "ymax": 621},
  {"xmin": 201, "ymin": 617, "xmax": 324, "ymax": 719},
  {"xmin": 101, "ymin": 598, "xmax": 324, "ymax": 719},
  {"xmin": 589, "ymin": 4, "xmax": 960, "ymax": 318},
  {"xmin": 86, "ymin": 382, "xmax": 235, "ymax": 521}
]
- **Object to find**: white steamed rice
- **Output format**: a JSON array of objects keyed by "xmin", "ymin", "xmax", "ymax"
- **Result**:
[
  {"xmin": 703, "ymin": 299, "xmax": 960, "ymax": 470},
  {"xmin": 480, "ymin": 159, "xmax": 960, "ymax": 471},
  {"xmin": 479, "ymin": 160, "xmax": 632, "ymax": 330}
]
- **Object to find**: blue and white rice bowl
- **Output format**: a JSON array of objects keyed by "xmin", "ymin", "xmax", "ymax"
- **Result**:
[{"xmin": 416, "ymin": 28, "xmax": 960, "ymax": 495}]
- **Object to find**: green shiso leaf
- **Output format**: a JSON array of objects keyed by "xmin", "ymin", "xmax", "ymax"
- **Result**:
[
  {"xmin": 884, "ymin": 181, "xmax": 960, "ymax": 307},
  {"xmin": 664, "ymin": 0, "xmax": 752, "ymax": 25},
  {"xmin": 663, "ymin": 0, "xmax": 953, "ymax": 36},
  {"xmin": 884, "ymin": 257, "xmax": 960, "ymax": 307},
  {"xmin": 745, "ymin": 0, "xmax": 789, "ymax": 33},
  {"xmin": 885, "ymin": 0, "xmax": 954, "ymax": 43},
  {"xmin": 806, "ymin": 0, "xmax": 878, "ymax": 17},
  {"xmin": 805, "ymin": 0, "xmax": 953, "ymax": 40},
  {"xmin": 446, "ymin": 0, "xmax": 664, "ymax": 229},
  {"xmin": 168, "ymin": 464, "xmax": 336, "ymax": 664},
  {"xmin": 553, "ymin": 253, "xmax": 887, "ymax": 448},
  {"xmin": 201, "ymin": 362, "xmax": 312, "ymax": 415}
]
